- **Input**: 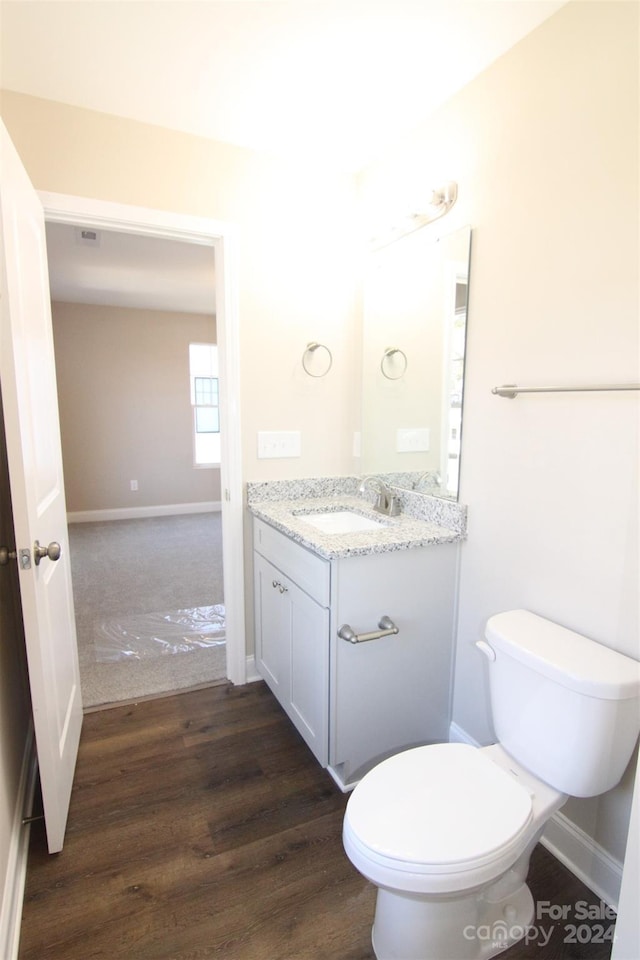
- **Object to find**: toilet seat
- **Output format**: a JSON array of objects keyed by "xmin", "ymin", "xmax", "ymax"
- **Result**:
[{"xmin": 343, "ymin": 742, "xmax": 534, "ymax": 894}]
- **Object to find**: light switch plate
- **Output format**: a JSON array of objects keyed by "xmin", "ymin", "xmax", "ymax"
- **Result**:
[
  {"xmin": 396, "ymin": 427, "xmax": 430, "ymax": 453},
  {"xmin": 258, "ymin": 431, "xmax": 302, "ymax": 459}
]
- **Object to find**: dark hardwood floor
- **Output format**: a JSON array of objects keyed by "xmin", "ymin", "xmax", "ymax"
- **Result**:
[{"xmin": 19, "ymin": 682, "xmax": 614, "ymax": 960}]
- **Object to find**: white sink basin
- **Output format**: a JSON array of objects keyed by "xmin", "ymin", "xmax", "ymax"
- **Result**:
[{"xmin": 297, "ymin": 510, "xmax": 385, "ymax": 534}]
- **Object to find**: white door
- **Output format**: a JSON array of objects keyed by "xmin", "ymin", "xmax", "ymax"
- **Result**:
[{"xmin": 0, "ymin": 123, "xmax": 82, "ymax": 853}]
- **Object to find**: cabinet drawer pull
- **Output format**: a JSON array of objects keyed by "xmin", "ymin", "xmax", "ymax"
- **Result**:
[
  {"xmin": 338, "ymin": 616, "xmax": 399, "ymax": 644},
  {"xmin": 272, "ymin": 579, "xmax": 288, "ymax": 594}
]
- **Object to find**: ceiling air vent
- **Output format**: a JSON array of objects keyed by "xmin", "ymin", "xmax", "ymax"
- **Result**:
[{"xmin": 75, "ymin": 227, "xmax": 100, "ymax": 247}]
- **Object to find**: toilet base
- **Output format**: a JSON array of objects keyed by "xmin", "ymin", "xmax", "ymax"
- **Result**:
[{"xmin": 371, "ymin": 880, "xmax": 535, "ymax": 960}]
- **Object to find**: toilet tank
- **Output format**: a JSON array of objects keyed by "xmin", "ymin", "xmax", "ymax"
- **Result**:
[{"xmin": 483, "ymin": 610, "xmax": 640, "ymax": 797}]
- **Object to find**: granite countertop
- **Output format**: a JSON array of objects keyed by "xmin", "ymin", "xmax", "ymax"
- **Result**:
[{"xmin": 247, "ymin": 477, "xmax": 467, "ymax": 560}]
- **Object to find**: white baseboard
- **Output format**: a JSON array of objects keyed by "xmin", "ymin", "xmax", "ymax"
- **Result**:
[
  {"xmin": 448, "ymin": 721, "xmax": 622, "ymax": 908},
  {"xmin": 244, "ymin": 656, "xmax": 261, "ymax": 684},
  {"xmin": 0, "ymin": 726, "xmax": 37, "ymax": 960},
  {"xmin": 68, "ymin": 501, "xmax": 221, "ymax": 523},
  {"xmin": 540, "ymin": 811, "xmax": 622, "ymax": 909}
]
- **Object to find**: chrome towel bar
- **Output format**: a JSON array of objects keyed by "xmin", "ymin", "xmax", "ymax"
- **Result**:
[
  {"xmin": 492, "ymin": 383, "xmax": 640, "ymax": 399},
  {"xmin": 338, "ymin": 616, "xmax": 399, "ymax": 644}
]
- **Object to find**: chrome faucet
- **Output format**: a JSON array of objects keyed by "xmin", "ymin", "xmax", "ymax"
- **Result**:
[
  {"xmin": 412, "ymin": 470, "xmax": 442, "ymax": 491},
  {"xmin": 358, "ymin": 476, "xmax": 401, "ymax": 516}
]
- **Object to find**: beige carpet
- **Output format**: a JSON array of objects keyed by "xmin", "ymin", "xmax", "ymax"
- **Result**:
[{"xmin": 69, "ymin": 513, "xmax": 226, "ymax": 708}]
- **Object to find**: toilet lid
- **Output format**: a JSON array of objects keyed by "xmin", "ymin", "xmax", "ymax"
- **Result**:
[{"xmin": 346, "ymin": 743, "xmax": 533, "ymax": 870}]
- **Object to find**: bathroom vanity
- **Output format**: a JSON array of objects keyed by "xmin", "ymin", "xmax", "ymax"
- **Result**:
[{"xmin": 249, "ymin": 478, "xmax": 466, "ymax": 789}]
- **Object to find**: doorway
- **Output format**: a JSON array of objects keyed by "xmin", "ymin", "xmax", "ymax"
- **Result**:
[
  {"xmin": 47, "ymin": 226, "xmax": 225, "ymax": 706},
  {"xmin": 39, "ymin": 192, "xmax": 246, "ymax": 693}
]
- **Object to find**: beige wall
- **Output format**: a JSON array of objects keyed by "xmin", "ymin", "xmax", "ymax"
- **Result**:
[
  {"xmin": 1, "ymin": 0, "xmax": 637, "ymax": 887},
  {"xmin": 359, "ymin": 0, "xmax": 638, "ymax": 865},
  {"xmin": 52, "ymin": 301, "xmax": 220, "ymax": 513},
  {"xmin": 0, "ymin": 90, "xmax": 361, "ymax": 487}
]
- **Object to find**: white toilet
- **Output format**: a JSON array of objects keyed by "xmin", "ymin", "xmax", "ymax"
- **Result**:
[{"xmin": 343, "ymin": 609, "xmax": 640, "ymax": 960}]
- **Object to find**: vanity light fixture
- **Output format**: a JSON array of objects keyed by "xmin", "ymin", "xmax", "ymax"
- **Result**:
[{"xmin": 370, "ymin": 181, "xmax": 458, "ymax": 250}]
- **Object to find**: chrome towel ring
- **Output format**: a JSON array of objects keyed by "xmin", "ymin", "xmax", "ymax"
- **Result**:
[
  {"xmin": 381, "ymin": 347, "xmax": 408, "ymax": 380},
  {"xmin": 302, "ymin": 341, "xmax": 333, "ymax": 377}
]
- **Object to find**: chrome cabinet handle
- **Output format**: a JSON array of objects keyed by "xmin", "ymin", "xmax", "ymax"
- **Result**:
[
  {"xmin": 33, "ymin": 540, "xmax": 62, "ymax": 566},
  {"xmin": 271, "ymin": 579, "xmax": 288, "ymax": 594},
  {"xmin": 338, "ymin": 615, "xmax": 399, "ymax": 644}
]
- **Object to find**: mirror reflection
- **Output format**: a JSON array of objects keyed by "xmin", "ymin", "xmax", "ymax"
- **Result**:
[{"xmin": 360, "ymin": 225, "xmax": 471, "ymax": 500}]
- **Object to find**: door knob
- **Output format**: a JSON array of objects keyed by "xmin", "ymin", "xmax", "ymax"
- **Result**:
[
  {"xmin": 33, "ymin": 540, "xmax": 62, "ymax": 566},
  {"xmin": 0, "ymin": 545, "xmax": 17, "ymax": 566}
]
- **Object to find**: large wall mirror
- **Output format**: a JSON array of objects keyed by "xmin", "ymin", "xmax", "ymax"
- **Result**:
[{"xmin": 360, "ymin": 224, "xmax": 471, "ymax": 500}]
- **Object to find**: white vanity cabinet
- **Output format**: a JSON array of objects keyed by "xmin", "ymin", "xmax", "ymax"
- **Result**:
[{"xmin": 253, "ymin": 516, "xmax": 458, "ymax": 788}]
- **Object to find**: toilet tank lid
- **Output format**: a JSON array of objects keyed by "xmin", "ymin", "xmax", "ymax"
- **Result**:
[{"xmin": 485, "ymin": 610, "xmax": 640, "ymax": 700}]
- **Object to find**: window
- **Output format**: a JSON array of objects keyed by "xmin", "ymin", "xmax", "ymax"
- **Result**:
[{"xmin": 189, "ymin": 343, "xmax": 220, "ymax": 466}]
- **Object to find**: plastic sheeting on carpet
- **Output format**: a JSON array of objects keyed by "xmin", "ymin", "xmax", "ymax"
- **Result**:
[{"xmin": 94, "ymin": 604, "xmax": 226, "ymax": 661}]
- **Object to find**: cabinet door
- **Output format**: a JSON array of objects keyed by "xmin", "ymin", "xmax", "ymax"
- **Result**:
[
  {"xmin": 254, "ymin": 552, "xmax": 329, "ymax": 766},
  {"xmin": 331, "ymin": 544, "xmax": 457, "ymax": 783},
  {"xmin": 289, "ymin": 582, "xmax": 329, "ymax": 766},
  {"xmin": 254, "ymin": 552, "xmax": 290, "ymax": 699}
]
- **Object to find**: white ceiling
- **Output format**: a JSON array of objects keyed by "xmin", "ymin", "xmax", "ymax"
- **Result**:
[
  {"xmin": 45, "ymin": 223, "xmax": 216, "ymax": 314},
  {"xmin": 1, "ymin": 0, "xmax": 567, "ymax": 172},
  {"xmin": 2, "ymin": 0, "xmax": 567, "ymax": 311}
]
